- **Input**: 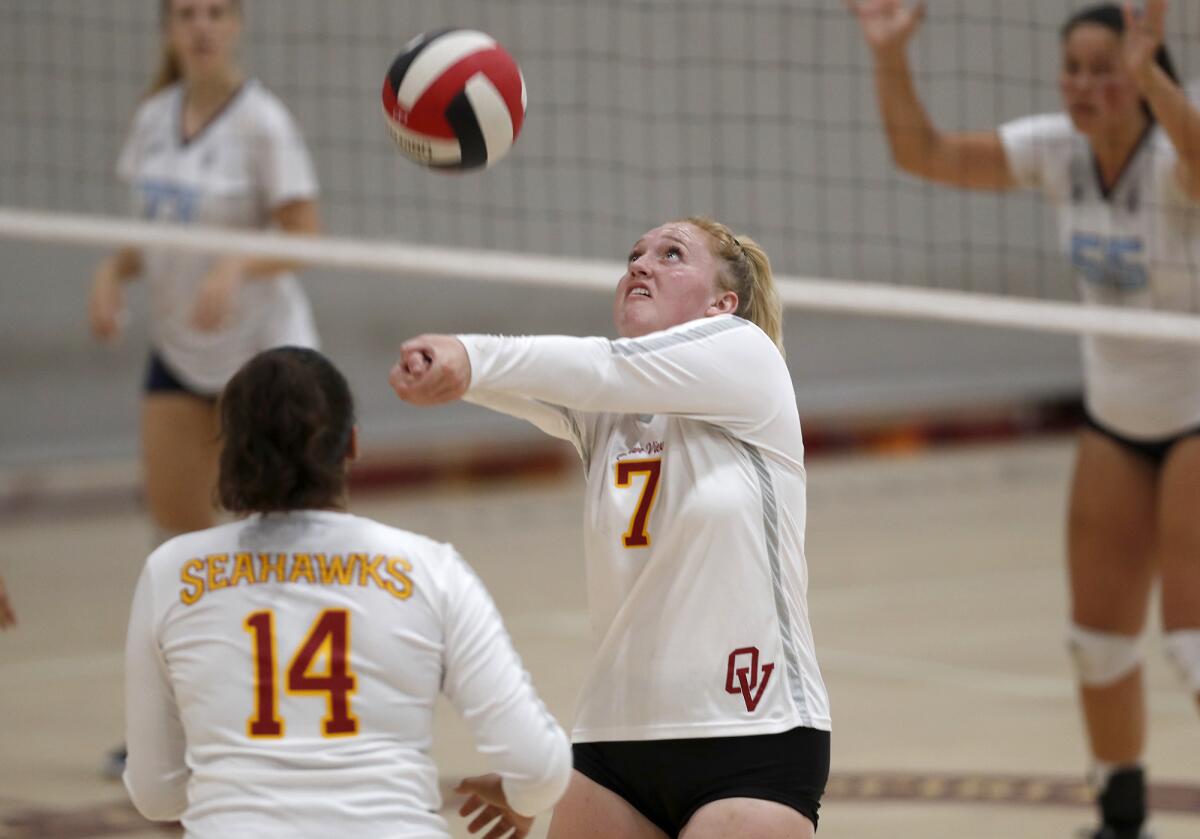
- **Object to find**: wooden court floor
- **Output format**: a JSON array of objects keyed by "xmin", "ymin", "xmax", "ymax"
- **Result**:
[{"xmin": 2, "ymin": 436, "xmax": 1198, "ymax": 838}]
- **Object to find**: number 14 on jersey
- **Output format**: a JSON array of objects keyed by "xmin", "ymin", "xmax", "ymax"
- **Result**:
[{"xmin": 243, "ymin": 609, "xmax": 360, "ymax": 738}]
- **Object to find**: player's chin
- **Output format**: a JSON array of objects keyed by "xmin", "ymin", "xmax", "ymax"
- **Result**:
[{"xmin": 614, "ymin": 302, "xmax": 664, "ymax": 339}]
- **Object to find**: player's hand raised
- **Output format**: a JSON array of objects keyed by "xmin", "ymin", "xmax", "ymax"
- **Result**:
[
  {"xmin": 456, "ymin": 773, "xmax": 533, "ymax": 839},
  {"xmin": 845, "ymin": 0, "xmax": 926, "ymax": 58},
  {"xmin": 1122, "ymin": 1, "xmax": 1167, "ymax": 87},
  {"xmin": 389, "ymin": 334, "xmax": 471, "ymax": 405}
]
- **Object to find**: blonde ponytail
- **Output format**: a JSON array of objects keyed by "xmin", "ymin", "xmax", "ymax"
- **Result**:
[{"xmin": 681, "ymin": 216, "xmax": 784, "ymax": 354}]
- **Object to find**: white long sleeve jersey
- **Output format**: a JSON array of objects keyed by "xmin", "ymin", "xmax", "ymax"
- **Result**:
[
  {"xmin": 124, "ymin": 511, "xmax": 570, "ymax": 838},
  {"xmin": 462, "ymin": 315, "xmax": 831, "ymax": 742}
]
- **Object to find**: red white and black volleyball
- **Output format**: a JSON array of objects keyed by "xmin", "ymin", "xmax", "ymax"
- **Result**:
[{"xmin": 382, "ymin": 29, "xmax": 526, "ymax": 171}]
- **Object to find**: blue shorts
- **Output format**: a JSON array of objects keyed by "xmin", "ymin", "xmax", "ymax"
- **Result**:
[
  {"xmin": 144, "ymin": 352, "xmax": 218, "ymax": 401},
  {"xmin": 572, "ymin": 726, "xmax": 829, "ymax": 836},
  {"xmin": 1084, "ymin": 412, "xmax": 1200, "ymax": 466}
]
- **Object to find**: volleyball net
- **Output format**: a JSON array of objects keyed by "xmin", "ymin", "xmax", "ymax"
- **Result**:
[{"xmin": 5, "ymin": 0, "xmax": 1200, "ymax": 465}]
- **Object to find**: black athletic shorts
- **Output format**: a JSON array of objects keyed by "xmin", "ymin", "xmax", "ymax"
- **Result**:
[
  {"xmin": 144, "ymin": 352, "xmax": 218, "ymax": 400},
  {"xmin": 1083, "ymin": 411, "xmax": 1200, "ymax": 466},
  {"xmin": 572, "ymin": 726, "xmax": 830, "ymax": 836}
]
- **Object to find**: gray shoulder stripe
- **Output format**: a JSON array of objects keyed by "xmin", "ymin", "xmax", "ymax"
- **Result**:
[
  {"xmin": 742, "ymin": 441, "xmax": 809, "ymax": 719},
  {"xmin": 611, "ymin": 317, "xmax": 748, "ymax": 358}
]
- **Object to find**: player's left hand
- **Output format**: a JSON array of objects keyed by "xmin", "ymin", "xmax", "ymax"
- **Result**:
[
  {"xmin": 190, "ymin": 257, "xmax": 245, "ymax": 332},
  {"xmin": 1122, "ymin": 1, "xmax": 1167, "ymax": 85},
  {"xmin": 455, "ymin": 774, "xmax": 533, "ymax": 839},
  {"xmin": 389, "ymin": 334, "xmax": 471, "ymax": 405}
]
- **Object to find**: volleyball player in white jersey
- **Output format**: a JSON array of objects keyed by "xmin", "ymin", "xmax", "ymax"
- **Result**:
[
  {"xmin": 124, "ymin": 346, "xmax": 571, "ymax": 838},
  {"xmin": 88, "ymin": 0, "xmax": 320, "ymax": 544},
  {"xmin": 849, "ymin": 2, "xmax": 1200, "ymax": 836},
  {"xmin": 390, "ymin": 217, "xmax": 831, "ymax": 839}
]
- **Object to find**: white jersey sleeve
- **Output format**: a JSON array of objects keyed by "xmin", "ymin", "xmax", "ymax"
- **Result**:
[
  {"xmin": 439, "ymin": 554, "xmax": 571, "ymax": 816},
  {"xmin": 123, "ymin": 560, "xmax": 189, "ymax": 821},
  {"xmin": 252, "ymin": 92, "xmax": 319, "ymax": 209},
  {"xmin": 998, "ymin": 113, "xmax": 1074, "ymax": 193},
  {"xmin": 459, "ymin": 316, "xmax": 790, "ymax": 440}
]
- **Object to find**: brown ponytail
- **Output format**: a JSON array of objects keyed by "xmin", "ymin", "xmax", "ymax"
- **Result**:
[{"xmin": 682, "ymin": 216, "xmax": 784, "ymax": 354}]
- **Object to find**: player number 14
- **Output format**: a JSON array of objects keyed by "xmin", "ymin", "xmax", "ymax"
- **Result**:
[{"xmin": 243, "ymin": 609, "xmax": 360, "ymax": 738}]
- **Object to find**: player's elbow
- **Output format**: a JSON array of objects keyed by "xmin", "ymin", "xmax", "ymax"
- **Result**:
[{"xmin": 124, "ymin": 762, "xmax": 188, "ymax": 821}]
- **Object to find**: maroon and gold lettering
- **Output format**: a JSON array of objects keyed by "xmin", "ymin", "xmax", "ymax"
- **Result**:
[
  {"xmin": 229, "ymin": 552, "xmax": 255, "ymax": 587},
  {"xmin": 180, "ymin": 558, "xmax": 205, "ymax": 605},
  {"xmin": 615, "ymin": 458, "xmax": 662, "ymax": 548},
  {"xmin": 286, "ymin": 609, "xmax": 359, "ymax": 737},
  {"xmin": 318, "ymin": 554, "xmax": 357, "ymax": 587},
  {"xmin": 257, "ymin": 552, "xmax": 287, "ymax": 584},
  {"xmin": 358, "ymin": 554, "xmax": 385, "ymax": 589},
  {"xmin": 383, "ymin": 557, "xmax": 414, "ymax": 600},
  {"xmin": 243, "ymin": 611, "xmax": 284, "ymax": 737},
  {"xmin": 289, "ymin": 553, "xmax": 316, "ymax": 584},
  {"xmin": 206, "ymin": 554, "xmax": 230, "ymax": 591}
]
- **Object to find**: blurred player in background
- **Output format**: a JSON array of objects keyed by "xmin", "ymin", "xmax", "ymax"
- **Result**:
[
  {"xmin": 124, "ymin": 346, "xmax": 571, "ymax": 838},
  {"xmin": 88, "ymin": 0, "xmax": 320, "ymax": 544},
  {"xmin": 88, "ymin": 0, "xmax": 320, "ymax": 776},
  {"xmin": 391, "ymin": 217, "xmax": 831, "ymax": 839},
  {"xmin": 848, "ymin": 2, "xmax": 1200, "ymax": 836}
]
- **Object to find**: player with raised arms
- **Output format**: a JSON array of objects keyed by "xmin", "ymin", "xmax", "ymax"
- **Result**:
[
  {"xmin": 847, "ymin": 2, "xmax": 1200, "ymax": 837},
  {"xmin": 123, "ymin": 346, "xmax": 571, "ymax": 838},
  {"xmin": 390, "ymin": 216, "xmax": 831, "ymax": 839}
]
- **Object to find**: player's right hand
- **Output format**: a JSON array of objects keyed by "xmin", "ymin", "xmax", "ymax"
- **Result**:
[
  {"xmin": 845, "ymin": 0, "xmax": 926, "ymax": 56},
  {"xmin": 389, "ymin": 334, "xmax": 472, "ymax": 405},
  {"xmin": 88, "ymin": 271, "xmax": 126, "ymax": 343},
  {"xmin": 456, "ymin": 774, "xmax": 533, "ymax": 839}
]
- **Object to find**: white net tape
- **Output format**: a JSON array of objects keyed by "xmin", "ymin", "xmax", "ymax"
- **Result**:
[{"xmin": 5, "ymin": 206, "xmax": 1200, "ymax": 346}]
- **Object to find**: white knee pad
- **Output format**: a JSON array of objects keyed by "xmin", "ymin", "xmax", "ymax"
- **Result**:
[
  {"xmin": 1164, "ymin": 630, "xmax": 1200, "ymax": 692},
  {"xmin": 1068, "ymin": 624, "xmax": 1142, "ymax": 687}
]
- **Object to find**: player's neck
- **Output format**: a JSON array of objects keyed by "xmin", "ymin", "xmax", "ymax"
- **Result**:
[
  {"xmin": 184, "ymin": 69, "xmax": 245, "ymax": 117},
  {"xmin": 1090, "ymin": 115, "xmax": 1151, "ymax": 184}
]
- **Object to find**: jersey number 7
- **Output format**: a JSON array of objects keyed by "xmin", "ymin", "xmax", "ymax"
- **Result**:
[
  {"xmin": 615, "ymin": 458, "xmax": 662, "ymax": 548},
  {"xmin": 243, "ymin": 609, "xmax": 359, "ymax": 738}
]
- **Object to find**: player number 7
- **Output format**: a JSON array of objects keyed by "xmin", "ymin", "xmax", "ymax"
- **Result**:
[{"xmin": 615, "ymin": 458, "xmax": 662, "ymax": 548}]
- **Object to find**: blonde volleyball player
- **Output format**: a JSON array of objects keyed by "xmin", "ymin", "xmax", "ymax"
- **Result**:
[
  {"xmin": 390, "ymin": 217, "xmax": 831, "ymax": 839},
  {"xmin": 88, "ymin": 0, "xmax": 320, "ymax": 544},
  {"xmin": 123, "ymin": 347, "xmax": 571, "ymax": 838},
  {"xmin": 849, "ymin": 1, "xmax": 1200, "ymax": 836}
]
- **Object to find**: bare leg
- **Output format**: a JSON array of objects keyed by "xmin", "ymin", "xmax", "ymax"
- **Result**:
[
  {"xmin": 546, "ymin": 771, "xmax": 667, "ymax": 839},
  {"xmin": 142, "ymin": 394, "xmax": 221, "ymax": 534},
  {"xmin": 1067, "ymin": 431, "xmax": 1158, "ymax": 764},
  {"xmin": 1158, "ymin": 437, "xmax": 1200, "ymax": 712},
  {"xmin": 680, "ymin": 798, "xmax": 814, "ymax": 839}
]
